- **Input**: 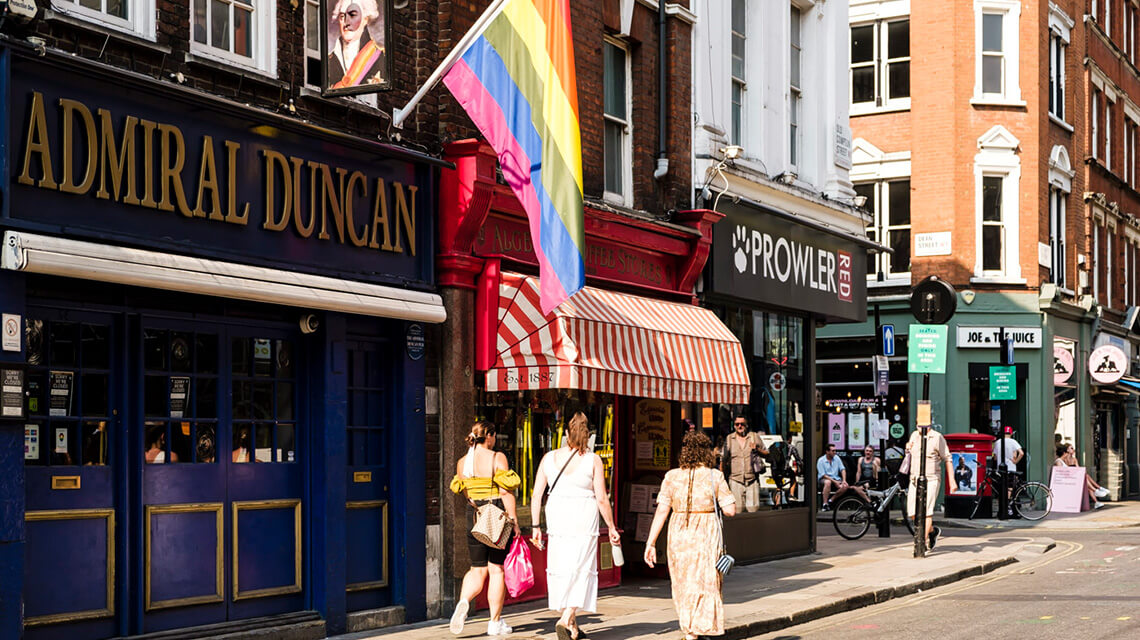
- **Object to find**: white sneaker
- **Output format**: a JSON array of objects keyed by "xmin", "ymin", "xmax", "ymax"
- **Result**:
[
  {"xmin": 487, "ymin": 618, "xmax": 512, "ymax": 636},
  {"xmin": 1095, "ymin": 487, "xmax": 1110, "ymax": 499},
  {"xmin": 449, "ymin": 599, "xmax": 469, "ymax": 635},
  {"xmin": 1094, "ymin": 501, "xmax": 1106, "ymax": 510}
]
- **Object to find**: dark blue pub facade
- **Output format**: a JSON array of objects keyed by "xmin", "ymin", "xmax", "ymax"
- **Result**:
[{"xmin": 0, "ymin": 43, "xmax": 444, "ymax": 639}]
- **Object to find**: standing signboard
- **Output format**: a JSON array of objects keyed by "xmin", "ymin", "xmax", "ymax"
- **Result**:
[{"xmin": 907, "ymin": 325, "xmax": 948, "ymax": 374}]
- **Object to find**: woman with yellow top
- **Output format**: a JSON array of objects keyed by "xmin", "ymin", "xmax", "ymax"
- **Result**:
[{"xmin": 449, "ymin": 422, "xmax": 521, "ymax": 636}]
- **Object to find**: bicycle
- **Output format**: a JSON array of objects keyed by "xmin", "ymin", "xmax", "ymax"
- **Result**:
[
  {"xmin": 832, "ymin": 473, "xmax": 917, "ymax": 540},
  {"xmin": 968, "ymin": 463, "xmax": 1052, "ymax": 521}
]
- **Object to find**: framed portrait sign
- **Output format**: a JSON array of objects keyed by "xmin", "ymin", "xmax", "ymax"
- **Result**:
[{"xmin": 320, "ymin": 0, "xmax": 392, "ymax": 96}]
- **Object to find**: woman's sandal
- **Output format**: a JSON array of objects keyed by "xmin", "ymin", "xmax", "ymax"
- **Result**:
[{"xmin": 555, "ymin": 623, "xmax": 573, "ymax": 640}]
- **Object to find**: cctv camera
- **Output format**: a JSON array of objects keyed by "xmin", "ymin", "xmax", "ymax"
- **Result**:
[{"xmin": 299, "ymin": 314, "xmax": 320, "ymax": 334}]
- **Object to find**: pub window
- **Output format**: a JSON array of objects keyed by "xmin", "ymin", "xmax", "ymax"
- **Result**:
[
  {"xmin": 191, "ymin": 0, "xmax": 277, "ymax": 76},
  {"xmin": 142, "ymin": 329, "xmax": 220, "ymax": 464},
  {"xmin": 231, "ymin": 337, "xmax": 297, "ymax": 463},
  {"xmin": 24, "ymin": 319, "xmax": 114, "ymax": 467},
  {"xmin": 305, "ymin": 0, "xmax": 323, "ymax": 87},
  {"xmin": 52, "ymin": 0, "xmax": 156, "ymax": 40}
]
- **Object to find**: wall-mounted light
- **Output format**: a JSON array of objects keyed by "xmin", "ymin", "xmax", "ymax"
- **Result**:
[
  {"xmin": 774, "ymin": 171, "xmax": 798, "ymax": 185},
  {"xmin": 853, "ymin": 194, "xmax": 868, "ymax": 208},
  {"xmin": 720, "ymin": 145, "xmax": 744, "ymax": 160}
]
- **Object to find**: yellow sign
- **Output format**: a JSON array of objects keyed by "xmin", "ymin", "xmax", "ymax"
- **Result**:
[{"xmin": 634, "ymin": 399, "xmax": 671, "ymax": 471}]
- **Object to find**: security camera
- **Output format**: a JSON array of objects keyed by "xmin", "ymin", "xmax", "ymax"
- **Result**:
[{"xmin": 299, "ymin": 314, "xmax": 320, "ymax": 334}]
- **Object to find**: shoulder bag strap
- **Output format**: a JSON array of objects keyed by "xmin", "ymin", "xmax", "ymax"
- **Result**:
[
  {"xmin": 544, "ymin": 450, "xmax": 577, "ymax": 504},
  {"xmin": 710, "ymin": 469, "xmax": 725, "ymax": 553}
]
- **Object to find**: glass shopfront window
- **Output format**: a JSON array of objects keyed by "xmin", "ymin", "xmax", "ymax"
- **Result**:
[
  {"xmin": 706, "ymin": 307, "xmax": 810, "ymax": 510},
  {"xmin": 476, "ymin": 389, "xmax": 616, "ymax": 529}
]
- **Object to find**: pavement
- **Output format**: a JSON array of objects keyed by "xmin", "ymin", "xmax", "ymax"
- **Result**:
[
  {"xmin": 935, "ymin": 497, "xmax": 1140, "ymax": 530},
  {"xmin": 332, "ymin": 528, "xmax": 1081, "ymax": 640}
]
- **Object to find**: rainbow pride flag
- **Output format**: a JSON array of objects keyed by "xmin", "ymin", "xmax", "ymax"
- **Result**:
[{"xmin": 442, "ymin": 0, "xmax": 585, "ymax": 315}]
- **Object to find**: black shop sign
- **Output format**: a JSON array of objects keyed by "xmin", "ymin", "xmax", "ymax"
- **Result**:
[{"xmin": 709, "ymin": 201, "xmax": 868, "ymax": 322}]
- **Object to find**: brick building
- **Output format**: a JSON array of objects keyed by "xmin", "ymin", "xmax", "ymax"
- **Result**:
[{"xmin": 817, "ymin": 0, "xmax": 1121, "ymax": 508}]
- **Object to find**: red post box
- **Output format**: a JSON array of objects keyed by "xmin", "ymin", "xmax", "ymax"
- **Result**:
[{"xmin": 943, "ymin": 433, "xmax": 996, "ymax": 518}]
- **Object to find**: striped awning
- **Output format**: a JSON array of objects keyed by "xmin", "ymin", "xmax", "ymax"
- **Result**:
[{"xmin": 485, "ymin": 272, "xmax": 751, "ymax": 404}]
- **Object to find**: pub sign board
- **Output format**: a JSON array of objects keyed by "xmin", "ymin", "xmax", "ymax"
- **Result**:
[
  {"xmin": 710, "ymin": 201, "xmax": 868, "ymax": 321},
  {"xmin": 4, "ymin": 53, "xmax": 434, "ymax": 288}
]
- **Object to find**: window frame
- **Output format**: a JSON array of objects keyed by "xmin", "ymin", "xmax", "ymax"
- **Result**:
[
  {"xmin": 602, "ymin": 37, "xmax": 633, "ymax": 207},
  {"xmin": 190, "ymin": 0, "xmax": 277, "ymax": 77},
  {"xmin": 730, "ymin": 0, "xmax": 746, "ymax": 146},
  {"xmin": 972, "ymin": 125, "xmax": 1022, "ymax": 283},
  {"xmin": 849, "ymin": 17, "xmax": 911, "ymax": 114},
  {"xmin": 1049, "ymin": 31, "xmax": 1066, "ymax": 121},
  {"xmin": 789, "ymin": 4, "xmax": 803, "ymax": 170},
  {"xmin": 1048, "ymin": 187, "xmax": 1067, "ymax": 289},
  {"xmin": 858, "ymin": 178, "xmax": 911, "ymax": 279},
  {"xmin": 972, "ymin": 0, "xmax": 1022, "ymax": 106},
  {"xmin": 304, "ymin": 0, "xmax": 322, "ymax": 89},
  {"xmin": 52, "ymin": 0, "xmax": 156, "ymax": 40}
]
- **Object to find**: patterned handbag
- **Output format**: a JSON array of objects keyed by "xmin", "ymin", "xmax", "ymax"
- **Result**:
[
  {"xmin": 471, "ymin": 501, "xmax": 512, "ymax": 549},
  {"xmin": 710, "ymin": 470, "xmax": 736, "ymax": 577}
]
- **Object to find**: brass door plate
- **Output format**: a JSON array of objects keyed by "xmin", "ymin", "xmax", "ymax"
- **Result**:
[{"xmin": 353, "ymin": 471, "xmax": 372, "ymax": 483}]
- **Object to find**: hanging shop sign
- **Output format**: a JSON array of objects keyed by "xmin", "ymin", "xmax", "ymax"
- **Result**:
[
  {"xmin": 1089, "ymin": 344, "xmax": 1128, "ymax": 384},
  {"xmin": 5, "ymin": 54, "xmax": 435, "ymax": 287},
  {"xmin": 1053, "ymin": 342, "xmax": 1075, "ymax": 385},
  {"xmin": 710, "ymin": 201, "xmax": 867, "ymax": 321},
  {"xmin": 956, "ymin": 326, "xmax": 1042, "ymax": 349}
]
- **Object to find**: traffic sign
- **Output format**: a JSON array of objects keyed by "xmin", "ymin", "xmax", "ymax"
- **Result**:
[
  {"xmin": 907, "ymin": 324, "xmax": 948, "ymax": 374},
  {"xmin": 881, "ymin": 324, "xmax": 895, "ymax": 357}
]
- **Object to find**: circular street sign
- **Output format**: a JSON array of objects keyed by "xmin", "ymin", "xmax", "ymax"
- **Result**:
[
  {"xmin": 889, "ymin": 422, "xmax": 906, "ymax": 439},
  {"xmin": 1089, "ymin": 344, "xmax": 1127, "ymax": 384},
  {"xmin": 909, "ymin": 276, "xmax": 958, "ymax": 325},
  {"xmin": 1053, "ymin": 346, "xmax": 1074, "ymax": 385},
  {"xmin": 768, "ymin": 371, "xmax": 785, "ymax": 391}
]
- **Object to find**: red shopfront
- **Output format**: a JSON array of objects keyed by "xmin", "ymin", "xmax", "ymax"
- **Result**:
[{"xmin": 438, "ymin": 140, "xmax": 752, "ymax": 605}]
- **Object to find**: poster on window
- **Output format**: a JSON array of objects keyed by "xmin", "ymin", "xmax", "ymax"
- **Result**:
[
  {"xmin": 321, "ymin": 0, "xmax": 391, "ymax": 96},
  {"xmin": 847, "ymin": 412, "xmax": 866, "ymax": 449},
  {"xmin": 828, "ymin": 413, "xmax": 845, "ymax": 450},
  {"xmin": 49, "ymin": 371, "xmax": 74, "ymax": 417}
]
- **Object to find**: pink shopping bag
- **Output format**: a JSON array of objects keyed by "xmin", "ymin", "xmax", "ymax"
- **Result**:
[{"xmin": 504, "ymin": 536, "xmax": 535, "ymax": 598}]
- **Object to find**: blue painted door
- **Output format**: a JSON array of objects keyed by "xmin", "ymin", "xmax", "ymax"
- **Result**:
[
  {"xmin": 141, "ymin": 320, "xmax": 305, "ymax": 632},
  {"xmin": 22, "ymin": 307, "xmax": 122, "ymax": 640},
  {"xmin": 344, "ymin": 338, "xmax": 393, "ymax": 611}
]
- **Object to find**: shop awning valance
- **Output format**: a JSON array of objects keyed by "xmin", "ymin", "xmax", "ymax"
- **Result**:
[
  {"xmin": 485, "ymin": 272, "xmax": 751, "ymax": 404},
  {"xmin": 1, "ymin": 231, "xmax": 446, "ymax": 323}
]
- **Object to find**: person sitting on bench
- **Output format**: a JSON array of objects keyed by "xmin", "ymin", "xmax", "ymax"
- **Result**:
[{"xmin": 816, "ymin": 444, "xmax": 850, "ymax": 510}]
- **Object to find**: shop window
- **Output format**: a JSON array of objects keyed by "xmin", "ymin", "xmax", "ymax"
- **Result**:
[
  {"xmin": 476, "ymin": 390, "xmax": 616, "ymax": 529},
  {"xmin": 603, "ymin": 39, "xmax": 632, "ymax": 205},
  {"xmin": 850, "ymin": 18, "xmax": 909, "ymax": 112},
  {"xmin": 52, "ymin": 0, "xmax": 156, "ymax": 40},
  {"xmin": 191, "ymin": 0, "xmax": 276, "ymax": 76},
  {"xmin": 24, "ymin": 318, "xmax": 114, "ymax": 467},
  {"xmin": 142, "ymin": 329, "xmax": 220, "ymax": 464},
  {"xmin": 231, "ymin": 337, "xmax": 297, "ymax": 463}
]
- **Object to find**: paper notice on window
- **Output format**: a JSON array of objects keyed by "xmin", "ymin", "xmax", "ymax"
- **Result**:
[
  {"xmin": 634, "ymin": 513, "xmax": 654, "ymax": 542},
  {"xmin": 169, "ymin": 376, "xmax": 190, "ymax": 418},
  {"xmin": 629, "ymin": 484, "xmax": 651, "ymax": 513},
  {"xmin": 636, "ymin": 441, "xmax": 653, "ymax": 460},
  {"xmin": 49, "ymin": 371, "xmax": 73, "ymax": 417}
]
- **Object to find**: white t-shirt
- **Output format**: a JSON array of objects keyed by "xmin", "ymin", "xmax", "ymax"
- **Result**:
[{"xmin": 993, "ymin": 437, "xmax": 1022, "ymax": 470}]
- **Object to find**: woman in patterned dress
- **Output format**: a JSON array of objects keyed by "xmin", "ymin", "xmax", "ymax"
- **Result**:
[{"xmin": 644, "ymin": 430, "xmax": 737, "ymax": 640}]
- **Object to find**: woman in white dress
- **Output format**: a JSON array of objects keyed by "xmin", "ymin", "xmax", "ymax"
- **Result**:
[{"xmin": 530, "ymin": 413, "xmax": 620, "ymax": 640}]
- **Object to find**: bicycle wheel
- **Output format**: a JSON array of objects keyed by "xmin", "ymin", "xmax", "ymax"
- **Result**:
[
  {"xmin": 833, "ymin": 496, "xmax": 872, "ymax": 540},
  {"xmin": 1012, "ymin": 481, "xmax": 1052, "ymax": 521},
  {"xmin": 899, "ymin": 490, "xmax": 916, "ymax": 535}
]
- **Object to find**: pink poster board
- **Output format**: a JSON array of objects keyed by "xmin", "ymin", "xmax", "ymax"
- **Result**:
[
  {"xmin": 1050, "ymin": 466, "xmax": 1089, "ymax": 513},
  {"xmin": 828, "ymin": 414, "xmax": 846, "ymax": 450}
]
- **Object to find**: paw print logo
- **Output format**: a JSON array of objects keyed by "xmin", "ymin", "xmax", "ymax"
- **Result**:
[{"xmin": 732, "ymin": 225, "xmax": 750, "ymax": 273}]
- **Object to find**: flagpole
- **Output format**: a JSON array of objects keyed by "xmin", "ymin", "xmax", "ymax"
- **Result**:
[{"xmin": 392, "ymin": 0, "xmax": 510, "ymax": 129}]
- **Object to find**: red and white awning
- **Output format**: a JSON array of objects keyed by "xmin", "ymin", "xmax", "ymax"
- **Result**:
[{"xmin": 485, "ymin": 272, "xmax": 751, "ymax": 404}]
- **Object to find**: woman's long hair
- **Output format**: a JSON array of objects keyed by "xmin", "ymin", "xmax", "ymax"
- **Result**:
[
  {"xmin": 678, "ymin": 430, "xmax": 715, "ymax": 469},
  {"xmin": 566, "ymin": 412, "xmax": 590, "ymax": 453}
]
